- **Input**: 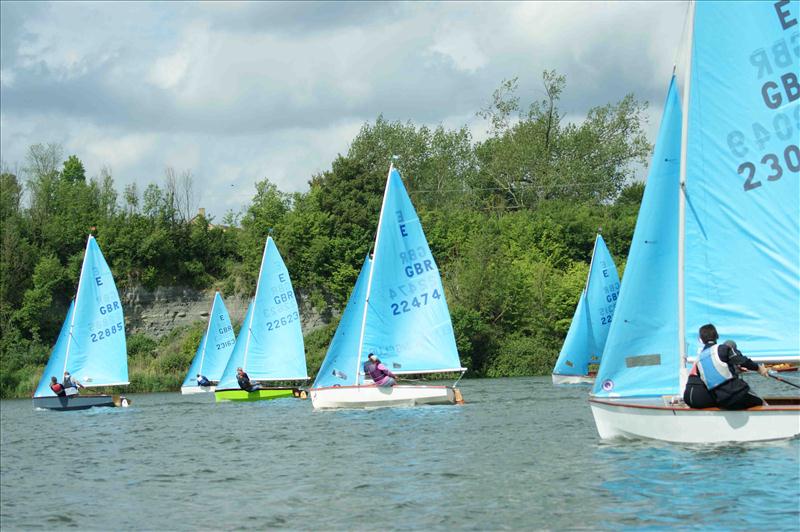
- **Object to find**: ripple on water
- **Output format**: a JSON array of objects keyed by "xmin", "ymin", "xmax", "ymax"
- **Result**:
[{"xmin": 1, "ymin": 381, "xmax": 798, "ymax": 530}]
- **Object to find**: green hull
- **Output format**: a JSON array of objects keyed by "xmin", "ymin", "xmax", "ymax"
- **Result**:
[{"xmin": 214, "ymin": 387, "xmax": 301, "ymax": 402}]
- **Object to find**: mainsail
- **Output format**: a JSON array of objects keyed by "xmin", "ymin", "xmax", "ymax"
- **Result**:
[
  {"xmin": 217, "ymin": 236, "xmax": 307, "ymax": 387},
  {"xmin": 182, "ymin": 292, "xmax": 235, "ymax": 387},
  {"xmin": 682, "ymin": 1, "xmax": 799, "ymax": 361},
  {"xmin": 594, "ymin": 1, "xmax": 799, "ymax": 398},
  {"xmin": 34, "ymin": 235, "xmax": 129, "ymax": 396},
  {"xmin": 357, "ymin": 167, "xmax": 462, "ymax": 382},
  {"xmin": 553, "ymin": 234, "xmax": 620, "ymax": 377}
]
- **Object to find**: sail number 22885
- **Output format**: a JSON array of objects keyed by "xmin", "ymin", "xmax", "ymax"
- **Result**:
[{"xmin": 90, "ymin": 322, "xmax": 124, "ymax": 342}]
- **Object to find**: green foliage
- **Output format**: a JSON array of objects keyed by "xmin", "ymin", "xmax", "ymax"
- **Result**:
[{"xmin": 0, "ymin": 70, "xmax": 649, "ymax": 397}]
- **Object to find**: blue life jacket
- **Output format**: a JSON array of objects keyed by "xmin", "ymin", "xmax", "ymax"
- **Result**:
[{"xmin": 697, "ymin": 344, "xmax": 734, "ymax": 390}]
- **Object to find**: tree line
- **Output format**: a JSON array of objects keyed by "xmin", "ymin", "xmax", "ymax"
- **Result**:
[{"xmin": 0, "ymin": 72, "xmax": 649, "ymax": 397}]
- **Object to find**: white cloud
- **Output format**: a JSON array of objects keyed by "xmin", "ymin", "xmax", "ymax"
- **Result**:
[{"xmin": 1, "ymin": 1, "xmax": 688, "ymax": 217}]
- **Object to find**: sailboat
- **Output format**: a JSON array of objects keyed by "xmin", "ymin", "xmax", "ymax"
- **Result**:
[
  {"xmin": 552, "ymin": 234, "xmax": 620, "ymax": 385},
  {"xmin": 309, "ymin": 166, "xmax": 466, "ymax": 409},
  {"xmin": 33, "ymin": 235, "xmax": 130, "ymax": 410},
  {"xmin": 589, "ymin": 1, "xmax": 800, "ymax": 443},
  {"xmin": 214, "ymin": 236, "xmax": 308, "ymax": 402},
  {"xmin": 180, "ymin": 292, "xmax": 235, "ymax": 394}
]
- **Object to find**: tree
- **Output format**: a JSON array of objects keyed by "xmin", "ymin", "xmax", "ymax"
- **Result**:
[{"xmin": 62, "ymin": 155, "xmax": 86, "ymax": 182}]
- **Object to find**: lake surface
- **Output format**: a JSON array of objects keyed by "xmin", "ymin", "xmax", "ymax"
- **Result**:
[{"xmin": 2, "ymin": 376, "xmax": 798, "ymax": 530}]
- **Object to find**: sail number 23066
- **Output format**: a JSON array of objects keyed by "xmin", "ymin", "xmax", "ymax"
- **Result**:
[
  {"xmin": 738, "ymin": 144, "xmax": 800, "ymax": 191},
  {"xmin": 90, "ymin": 322, "xmax": 124, "ymax": 342}
]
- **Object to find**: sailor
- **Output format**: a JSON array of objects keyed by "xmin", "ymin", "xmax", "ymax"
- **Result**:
[
  {"xmin": 196, "ymin": 374, "xmax": 212, "ymax": 387},
  {"xmin": 236, "ymin": 367, "xmax": 261, "ymax": 392},
  {"xmin": 695, "ymin": 324, "xmax": 769, "ymax": 410},
  {"xmin": 364, "ymin": 353, "xmax": 397, "ymax": 387},
  {"xmin": 49, "ymin": 376, "xmax": 66, "ymax": 397},
  {"xmin": 63, "ymin": 371, "xmax": 84, "ymax": 394}
]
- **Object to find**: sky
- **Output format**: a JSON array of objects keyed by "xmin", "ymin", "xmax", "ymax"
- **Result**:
[{"xmin": 1, "ymin": 1, "xmax": 689, "ymax": 218}]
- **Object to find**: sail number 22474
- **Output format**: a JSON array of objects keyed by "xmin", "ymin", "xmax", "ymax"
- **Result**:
[{"xmin": 390, "ymin": 289, "xmax": 441, "ymax": 315}]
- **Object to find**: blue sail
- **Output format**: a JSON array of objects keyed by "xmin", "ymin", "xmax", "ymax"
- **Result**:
[
  {"xmin": 593, "ymin": 77, "xmax": 682, "ymax": 397},
  {"xmin": 552, "ymin": 292, "xmax": 593, "ymax": 376},
  {"xmin": 359, "ymin": 168, "xmax": 462, "ymax": 381},
  {"xmin": 553, "ymin": 234, "xmax": 620, "ymax": 377},
  {"xmin": 34, "ymin": 301, "xmax": 75, "ymax": 397},
  {"xmin": 683, "ymin": 1, "xmax": 800, "ymax": 361},
  {"xmin": 218, "ymin": 303, "xmax": 254, "ymax": 389},
  {"xmin": 312, "ymin": 257, "xmax": 371, "ymax": 388},
  {"xmin": 58, "ymin": 236, "xmax": 128, "ymax": 388},
  {"xmin": 182, "ymin": 292, "xmax": 236, "ymax": 387},
  {"xmin": 217, "ymin": 236, "xmax": 307, "ymax": 388}
]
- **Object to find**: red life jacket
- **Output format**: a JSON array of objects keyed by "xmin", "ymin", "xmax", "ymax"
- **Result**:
[{"xmin": 50, "ymin": 383, "xmax": 64, "ymax": 394}]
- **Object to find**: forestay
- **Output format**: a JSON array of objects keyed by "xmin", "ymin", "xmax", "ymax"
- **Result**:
[
  {"xmin": 312, "ymin": 257, "xmax": 371, "ymax": 388},
  {"xmin": 182, "ymin": 292, "xmax": 235, "ymax": 387},
  {"xmin": 592, "ymin": 77, "xmax": 682, "ymax": 398},
  {"xmin": 553, "ymin": 234, "xmax": 620, "ymax": 377},
  {"xmin": 218, "ymin": 236, "xmax": 307, "ymax": 388},
  {"xmin": 358, "ymin": 168, "xmax": 462, "ymax": 381},
  {"xmin": 682, "ymin": 1, "xmax": 800, "ymax": 361}
]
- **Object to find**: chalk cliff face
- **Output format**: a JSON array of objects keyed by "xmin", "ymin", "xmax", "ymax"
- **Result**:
[{"xmin": 120, "ymin": 286, "xmax": 326, "ymax": 339}]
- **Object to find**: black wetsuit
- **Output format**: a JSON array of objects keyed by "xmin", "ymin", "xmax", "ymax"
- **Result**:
[
  {"xmin": 237, "ymin": 372, "xmax": 253, "ymax": 391},
  {"xmin": 708, "ymin": 344, "xmax": 764, "ymax": 410},
  {"xmin": 683, "ymin": 373, "xmax": 716, "ymax": 408}
]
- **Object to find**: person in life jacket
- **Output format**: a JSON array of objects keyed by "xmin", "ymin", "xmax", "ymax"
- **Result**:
[
  {"xmin": 196, "ymin": 374, "xmax": 212, "ymax": 387},
  {"xmin": 49, "ymin": 376, "xmax": 66, "ymax": 397},
  {"xmin": 63, "ymin": 371, "xmax": 84, "ymax": 394},
  {"xmin": 364, "ymin": 353, "xmax": 397, "ymax": 387},
  {"xmin": 236, "ymin": 367, "xmax": 261, "ymax": 392},
  {"xmin": 695, "ymin": 324, "xmax": 769, "ymax": 410}
]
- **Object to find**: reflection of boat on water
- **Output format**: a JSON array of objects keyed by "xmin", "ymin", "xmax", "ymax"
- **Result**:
[
  {"xmin": 552, "ymin": 234, "xmax": 619, "ymax": 385},
  {"xmin": 32, "ymin": 236, "xmax": 130, "ymax": 411},
  {"xmin": 310, "ymin": 166, "xmax": 466, "ymax": 409},
  {"xmin": 589, "ymin": 1, "xmax": 799, "ymax": 443},
  {"xmin": 214, "ymin": 236, "xmax": 308, "ymax": 403},
  {"xmin": 180, "ymin": 292, "xmax": 236, "ymax": 395}
]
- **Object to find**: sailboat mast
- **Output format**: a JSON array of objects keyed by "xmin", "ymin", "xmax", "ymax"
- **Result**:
[
  {"xmin": 197, "ymin": 293, "xmax": 217, "ymax": 376},
  {"xmin": 355, "ymin": 164, "xmax": 394, "ymax": 385},
  {"xmin": 243, "ymin": 238, "xmax": 270, "ymax": 372},
  {"xmin": 677, "ymin": 1, "xmax": 695, "ymax": 375},
  {"xmin": 62, "ymin": 235, "xmax": 92, "ymax": 375}
]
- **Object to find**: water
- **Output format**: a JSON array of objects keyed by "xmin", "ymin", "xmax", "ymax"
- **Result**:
[{"xmin": 2, "ymin": 377, "xmax": 798, "ymax": 530}]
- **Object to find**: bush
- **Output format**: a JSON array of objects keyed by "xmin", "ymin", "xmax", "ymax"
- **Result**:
[{"xmin": 484, "ymin": 334, "xmax": 556, "ymax": 377}]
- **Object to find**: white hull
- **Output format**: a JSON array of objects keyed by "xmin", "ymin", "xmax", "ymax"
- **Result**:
[
  {"xmin": 590, "ymin": 397, "xmax": 800, "ymax": 443},
  {"xmin": 552, "ymin": 374, "xmax": 595, "ymax": 385},
  {"xmin": 310, "ymin": 384, "xmax": 458, "ymax": 410},
  {"xmin": 181, "ymin": 386, "xmax": 216, "ymax": 395}
]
